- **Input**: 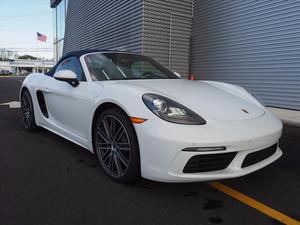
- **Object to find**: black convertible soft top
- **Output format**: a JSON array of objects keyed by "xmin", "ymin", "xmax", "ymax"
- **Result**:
[{"xmin": 46, "ymin": 49, "xmax": 130, "ymax": 76}]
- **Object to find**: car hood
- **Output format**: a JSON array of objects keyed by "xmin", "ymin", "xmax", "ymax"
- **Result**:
[{"xmin": 108, "ymin": 79, "xmax": 265, "ymax": 121}]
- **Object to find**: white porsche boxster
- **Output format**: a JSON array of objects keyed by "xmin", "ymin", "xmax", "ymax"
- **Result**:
[{"xmin": 20, "ymin": 50, "xmax": 283, "ymax": 183}]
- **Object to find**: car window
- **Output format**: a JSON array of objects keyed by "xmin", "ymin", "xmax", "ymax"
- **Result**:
[
  {"xmin": 85, "ymin": 54, "xmax": 122, "ymax": 81},
  {"xmin": 84, "ymin": 53, "xmax": 178, "ymax": 81},
  {"xmin": 131, "ymin": 61, "xmax": 165, "ymax": 78},
  {"xmin": 55, "ymin": 56, "xmax": 86, "ymax": 81}
]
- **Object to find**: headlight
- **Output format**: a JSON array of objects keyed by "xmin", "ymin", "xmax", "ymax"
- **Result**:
[{"xmin": 142, "ymin": 94, "xmax": 206, "ymax": 125}]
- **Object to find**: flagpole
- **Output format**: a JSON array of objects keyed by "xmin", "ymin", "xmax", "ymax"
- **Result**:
[
  {"xmin": 36, "ymin": 32, "xmax": 47, "ymax": 73},
  {"xmin": 36, "ymin": 34, "xmax": 39, "ymax": 73}
]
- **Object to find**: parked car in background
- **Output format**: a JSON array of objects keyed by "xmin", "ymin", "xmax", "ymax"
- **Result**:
[{"xmin": 0, "ymin": 70, "xmax": 12, "ymax": 75}]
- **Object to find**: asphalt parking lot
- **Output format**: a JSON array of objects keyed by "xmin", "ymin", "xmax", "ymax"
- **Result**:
[{"xmin": 0, "ymin": 76, "xmax": 299, "ymax": 225}]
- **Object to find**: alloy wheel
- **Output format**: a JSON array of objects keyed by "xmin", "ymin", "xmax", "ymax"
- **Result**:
[
  {"xmin": 21, "ymin": 92, "xmax": 33, "ymax": 129},
  {"xmin": 95, "ymin": 115, "xmax": 131, "ymax": 178}
]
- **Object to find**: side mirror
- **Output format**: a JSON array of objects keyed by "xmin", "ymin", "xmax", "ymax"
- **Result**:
[
  {"xmin": 54, "ymin": 70, "xmax": 79, "ymax": 87},
  {"xmin": 173, "ymin": 71, "xmax": 181, "ymax": 78}
]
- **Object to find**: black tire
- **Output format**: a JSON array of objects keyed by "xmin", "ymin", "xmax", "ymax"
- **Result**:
[
  {"xmin": 93, "ymin": 108, "xmax": 140, "ymax": 183},
  {"xmin": 21, "ymin": 89, "xmax": 38, "ymax": 131}
]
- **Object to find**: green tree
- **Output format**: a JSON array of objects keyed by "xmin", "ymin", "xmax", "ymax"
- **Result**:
[{"xmin": 18, "ymin": 55, "xmax": 37, "ymax": 60}]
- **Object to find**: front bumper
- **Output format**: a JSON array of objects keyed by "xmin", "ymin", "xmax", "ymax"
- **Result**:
[{"xmin": 134, "ymin": 111, "xmax": 283, "ymax": 182}]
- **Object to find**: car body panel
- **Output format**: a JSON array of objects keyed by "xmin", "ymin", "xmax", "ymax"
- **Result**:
[
  {"xmin": 134, "ymin": 109, "xmax": 282, "ymax": 182},
  {"xmin": 118, "ymin": 79, "xmax": 265, "ymax": 121},
  {"xmin": 20, "ymin": 51, "xmax": 283, "ymax": 182}
]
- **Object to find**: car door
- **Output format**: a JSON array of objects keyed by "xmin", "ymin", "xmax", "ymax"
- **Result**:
[{"xmin": 42, "ymin": 56, "xmax": 92, "ymax": 139}]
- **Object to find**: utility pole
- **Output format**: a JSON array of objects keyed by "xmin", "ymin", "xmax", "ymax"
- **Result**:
[{"xmin": 16, "ymin": 57, "xmax": 19, "ymax": 76}]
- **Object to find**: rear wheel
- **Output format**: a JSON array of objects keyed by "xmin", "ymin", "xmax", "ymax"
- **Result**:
[
  {"xmin": 21, "ymin": 90, "xmax": 38, "ymax": 131},
  {"xmin": 93, "ymin": 108, "xmax": 140, "ymax": 182}
]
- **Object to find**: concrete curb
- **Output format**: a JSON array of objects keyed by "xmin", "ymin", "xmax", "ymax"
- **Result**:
[
  {"xmin": 0, "ymin": 76, "xmax": 24, "ymax": 78},
  {"xmin": 267, "ymin": 107, "xmax": 300, "ymax": 127}
]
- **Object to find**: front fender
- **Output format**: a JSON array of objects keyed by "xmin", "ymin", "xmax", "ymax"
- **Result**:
[
  {"xmin": 202, "ymin": 80, "xmax": 265, "ymax": 109},
  {"xmin": 86, "ymin": 83, "xmax": 159, "ymax": 147}
]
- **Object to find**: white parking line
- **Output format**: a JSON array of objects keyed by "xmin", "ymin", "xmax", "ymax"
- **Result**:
[{"xmin": 0, "ymin": 101, "xmax": 21, "ymax": 109}]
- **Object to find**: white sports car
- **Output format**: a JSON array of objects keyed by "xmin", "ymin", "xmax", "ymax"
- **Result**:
[{"xmin": 20, "ymin": 50, "xmax": 283, "ymax": 183}]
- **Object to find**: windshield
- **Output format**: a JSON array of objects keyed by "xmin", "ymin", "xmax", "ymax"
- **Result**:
[{"xmin": 84, "ymin": 53, "xmax": 179, "ymax": 81}]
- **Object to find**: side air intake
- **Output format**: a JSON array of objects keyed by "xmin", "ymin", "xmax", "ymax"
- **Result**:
[{"xmin": 36, "ymin": 91, "xmax": 49, "ymax": 118}]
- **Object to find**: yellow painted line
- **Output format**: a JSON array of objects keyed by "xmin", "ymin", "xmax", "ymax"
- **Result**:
[{"xmin": 209, "ymin": 182, "xmax": 300, "ymax": 225}]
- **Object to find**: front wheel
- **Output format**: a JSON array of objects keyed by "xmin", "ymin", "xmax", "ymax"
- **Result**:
[
  {"xmin": 93, "ymin": 108, "xmax": 140, "ymax": 182},
  {"xmin": 21, "ymin": 90, "xmax": 38, "ymax": 131}
]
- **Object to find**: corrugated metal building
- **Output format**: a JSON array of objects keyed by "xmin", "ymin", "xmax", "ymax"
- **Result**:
[
  {"xmin": 64, "ymin": 1, "xmax": 143, "ymax": 54},
  {"xmin": 51, "ymin": 0, "xmax": 193, "ymax": 76},
  {"xmin": 51, "ymin": 0, "xmax": 300, "ymax": 110},
  {"xmin": 143, "ymin": 0, "xmax": 193, "ymax": 76},
  {"xmin": 190, "ymin": 0, "xmax": 300, "ymax": 110}
]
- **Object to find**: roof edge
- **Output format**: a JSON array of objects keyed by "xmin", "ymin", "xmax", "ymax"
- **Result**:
[{"xmin": 50, "ymin": 0, "xmax": 62, "ymax": 8}]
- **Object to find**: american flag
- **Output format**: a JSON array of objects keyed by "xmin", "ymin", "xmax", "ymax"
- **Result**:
[{"xmin": 37, "ymin": 32, "xmax": 47, "ymax": 42}]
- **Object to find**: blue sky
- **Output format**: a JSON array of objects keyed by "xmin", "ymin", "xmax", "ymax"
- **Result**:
[{"xmin": 0, "ymin": 0, "xmax": 53, "ymax": 59}]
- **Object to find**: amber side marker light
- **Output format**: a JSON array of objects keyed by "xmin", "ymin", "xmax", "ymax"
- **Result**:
[{"xmin": 130, "ymin": 117, "xmax": 147, "ymax": 124}]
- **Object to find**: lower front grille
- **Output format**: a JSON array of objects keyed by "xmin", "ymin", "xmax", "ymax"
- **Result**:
[
  {"xmin": 242, "ymin": 144, "xmax": 277, "ymax": 168},
  {"xmin": 183, "ymin": 152, "xmax": 237, "ymax": 173}
]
